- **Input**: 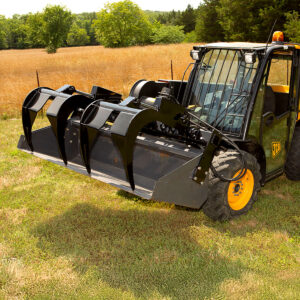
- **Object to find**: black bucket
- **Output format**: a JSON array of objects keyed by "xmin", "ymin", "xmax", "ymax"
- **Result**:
[{"xmin": 18, "ymin": 120, "xmax": 209, "ymax": 209}]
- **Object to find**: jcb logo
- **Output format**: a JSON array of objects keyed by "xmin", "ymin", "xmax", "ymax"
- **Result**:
[{"xmin": 272, "ymin": 142, "xmax": 281, "ymax": 159}]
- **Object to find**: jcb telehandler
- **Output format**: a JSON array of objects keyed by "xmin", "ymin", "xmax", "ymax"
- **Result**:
[{"xmin": 18, "ymin": 31, "xmax": 300, "ymax": 220}]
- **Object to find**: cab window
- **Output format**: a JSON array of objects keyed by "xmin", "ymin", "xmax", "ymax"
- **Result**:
[{"xmin": 263, "ymin": 52, "xmax": 292, "ymax": 117}]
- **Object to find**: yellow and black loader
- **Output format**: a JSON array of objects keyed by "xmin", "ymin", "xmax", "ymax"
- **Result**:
[{"xmin": 18, "ymin": 32, "xmax": 300, "ymax": 220}]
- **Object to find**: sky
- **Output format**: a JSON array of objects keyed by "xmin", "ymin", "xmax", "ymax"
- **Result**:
[{"xmin": 0, "ymin": 0, "xmax": 201, "ymax": 17}]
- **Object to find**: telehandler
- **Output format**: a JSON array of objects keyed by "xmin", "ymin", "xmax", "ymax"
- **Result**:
[{"xmin": 18, "ymin": 31, "xmax": 300, "ymax": 220}]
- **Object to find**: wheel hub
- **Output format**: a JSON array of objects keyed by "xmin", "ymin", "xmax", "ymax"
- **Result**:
[{"xmin": 227, "ymin": 169, "xmax": 254, "ymax": 211}]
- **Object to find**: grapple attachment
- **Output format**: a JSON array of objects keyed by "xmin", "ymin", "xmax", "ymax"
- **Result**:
[
  {"xmin": 18, "ymin": 83, "xmax": 211, "ymax": 209},
  {"xmin": 21, "ymin": 85, "xmax": 121, "ymax": 164}
]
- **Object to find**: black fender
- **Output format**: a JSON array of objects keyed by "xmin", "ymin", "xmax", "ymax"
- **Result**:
[{"xmin": 235, "ymin": 140, "xmax": 266, "ymax": 185}]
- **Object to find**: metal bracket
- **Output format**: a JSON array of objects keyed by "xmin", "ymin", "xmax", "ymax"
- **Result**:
[{"xmin": 193, "ymin": 130, "xmax": 223, "ymax": 184}]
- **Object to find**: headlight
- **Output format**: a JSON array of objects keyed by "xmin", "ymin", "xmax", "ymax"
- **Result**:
[
  {"xmin": 190, "ymin": 50, "xmax": 200, "ymax": 60},
  {"xmin": 244, "ymin": 52, "xmax": 256, "ymax": 64}
]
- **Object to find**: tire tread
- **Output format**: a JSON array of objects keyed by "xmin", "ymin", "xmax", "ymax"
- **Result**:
[
  {"xmin": 285, "ymin": 126, "xmax": 300, "ymax": 180},
  {"xmin": 202, "ymin": 150, "xmax": 261, "ymax": 221}
]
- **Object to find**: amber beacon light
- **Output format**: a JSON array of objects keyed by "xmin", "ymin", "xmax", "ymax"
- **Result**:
[{"xmin": 272, "ymin": 31, "xmax": 284, "ymax": 42}]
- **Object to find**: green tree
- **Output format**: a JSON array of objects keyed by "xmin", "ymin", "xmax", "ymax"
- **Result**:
[
  {"xmin": 217, "ymin": 0, "xmax": 256, "ymax": 41},
  {"xmin": 184, "ymin": 30, "xmax": 197, "ymax": 43},
  {"xmin": 75, "ymin": 12, "xmax": 97, "ymax": 45},
  {"xmin": 151, "ymin": 25, "xmax": 185, "ymax": 44},
  {"xmin": 257, "ymin": 0, "xmax": 300, "ymax": 41},
  {"xmin": 6, "ymin": 15, "xmax": 28, "ymax": 49},
  {"xmin": 144, "ymin": 10, "xmax": 162, "ymax": 23},
  {"xmin": 0, "ymin": 16, "xmax": 8, "ymax": 49},
  {"xmin": 93, "ymin": 0, "xmax": 152, "ymax": 48},
  {"xmin": 42, "ymin": 5, "xmax": 73, "ymax": 53},
  {"xmin": 25, "ymin": 13, "xmax": 45, "ymax": 48},
  {"xmin": 217, "ymin": 0, "xmax": 300, "ymax": 42},
  {"xmin": 195, "ymin": 0, "xmax": 224, "ymax": 42},
  {"xmin": 67, "ymin": 23, "xmax": 90, "ymax": 46},
  {"xmin": 179, "ymin": 5, "xmax": 196, "ymax": 33},
  {"xmin": 156, "ymin": 10, "xmax": 181, "ymax": 26},
  {"xmin": 284, "ymin": 11, "xmax": 300, "ymax": 42}
]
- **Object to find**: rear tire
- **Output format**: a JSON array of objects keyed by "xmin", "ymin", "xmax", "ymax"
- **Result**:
[
  {"xmin": 285, "ymin": 125, "xmax": 300, "ymax": 180},
  {"xmin": 202, "ymin": 150, "xmax": 261, "ymax": 221}
]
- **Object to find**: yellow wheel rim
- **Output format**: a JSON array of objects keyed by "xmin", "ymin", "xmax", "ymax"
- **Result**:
[{"xmin": 227, "ymin": 169, "xmax": 254, "ymax": 211}]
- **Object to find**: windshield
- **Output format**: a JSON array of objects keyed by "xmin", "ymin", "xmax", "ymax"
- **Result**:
[{"xmin": 188, "ymin": 49, "xmax": 259, "ymax": 135}]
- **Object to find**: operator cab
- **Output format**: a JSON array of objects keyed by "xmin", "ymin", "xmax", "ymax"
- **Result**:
[
  {"xmin": 186, "ymin": 31, "xmax": 300, "ymax": 178},
  {"xmin": 187, "ymin": 44, "xmax": 261, "ymax": 135}
]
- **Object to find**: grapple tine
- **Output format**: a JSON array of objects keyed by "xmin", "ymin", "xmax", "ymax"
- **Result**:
[
  {"xmin": 111, "ymin": 132, "xmax": 136, "ymax": 190},
  {"xmin": 46, "ymin": 95, "xmax": 94, "ymax": 165},
  {"xmin": 79, "ymin": 101, "xmax": 113, "ymax": 173},
  {"xmin": 46, "ymin": 97, "xmax": 69, "ymax": 165},
  {"xmin": 79, "ymin": 124, "xmax": 94, "ymax": 174},
  {"xmin": 22, "ymin": 107, "xmax": 36, "ymax": 151},
  {"xmin": 22, "ymin": 88, "xmax": 52, "ymax": 151},
  {"xmin": 110, "ymin": 100, "xmax": 185, "ymax": 190}
]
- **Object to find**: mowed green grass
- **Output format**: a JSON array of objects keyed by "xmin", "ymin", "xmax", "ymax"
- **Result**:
[{"xmin": 0, "ymin": 118, "xmax": 299, "ymax": 299}]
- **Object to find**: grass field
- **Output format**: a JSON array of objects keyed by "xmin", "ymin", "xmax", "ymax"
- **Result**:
[
  {"xmin": 0, "ymin": 44, "xmax": 192, "ymax": 118},
  {"xmin": 0, "ymin": 45, "xmax": 300, "ymax": 299},
  {"xmin": 1, "ymin": 119, "xmax": 299, "ymax": 299}
]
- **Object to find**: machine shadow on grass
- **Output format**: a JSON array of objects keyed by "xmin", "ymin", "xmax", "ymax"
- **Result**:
[
  {"xmin": 117, "ymin": 190, "xmax": 205, "ymax": 212},
  {"xmin": 117, "ymin": 176, "xmax": 300, "ymax": 238},
  {"xmin": 32, "ymin": 202, "xmax": 245, "ymax": 299}
]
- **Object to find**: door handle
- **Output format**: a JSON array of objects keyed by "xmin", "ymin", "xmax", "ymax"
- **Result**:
[{"xmin": 263, "ymin": 112, "xmax": 275, "ymax": 127}]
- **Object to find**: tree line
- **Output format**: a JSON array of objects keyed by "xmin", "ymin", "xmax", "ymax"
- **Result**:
[{"xmin": 0, "ymin": 0, "xmax": 300, "ymax": 53}]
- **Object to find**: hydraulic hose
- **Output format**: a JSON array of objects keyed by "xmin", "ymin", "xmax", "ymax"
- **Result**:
[{"xmin": 187, "ymin": 111, "xmax": 248, "ymax": 182}]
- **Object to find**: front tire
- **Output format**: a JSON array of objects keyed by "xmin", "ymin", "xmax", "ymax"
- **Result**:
[
  {"xmin": 202, "ymin": 150, "xmax": 261, "ymax": 221},
  {"xmin": 285, "ymin": 125, "xmax": 300, "ymax": 180}
]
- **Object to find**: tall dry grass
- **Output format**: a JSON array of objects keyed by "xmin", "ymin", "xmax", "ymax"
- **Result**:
[{"xmin": 0, "ymin": 44, "xmax": 194, "ymax": 117}]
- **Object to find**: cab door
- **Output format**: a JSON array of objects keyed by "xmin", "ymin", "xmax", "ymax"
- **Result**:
[{"xmin": 260, "ymin": 51, "xmax": 294, "ymax": 174}]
